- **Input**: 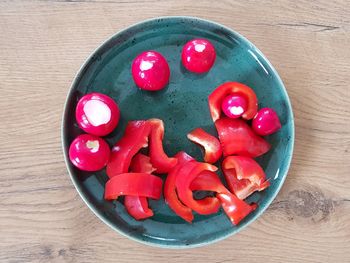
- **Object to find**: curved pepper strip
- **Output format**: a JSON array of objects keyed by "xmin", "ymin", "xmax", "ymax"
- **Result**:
[
  {"xmin": 130, "ymin": 153, "xmax": 156, "ymax": 174},
  {"xmin": 190, "ymin": 171, "xmax": 223, "ymax": 191},
  {"xmin": 106, "ymin": 120, "xmax": 151, "ymax": 178},
  {"xmin": 124, "ymin": 153, "xmax": 156, "ymax": 220},
  {"xmin": 215, "ymin": 117, "xmax": 271, "ymax": 157},
  {"xmin": 208, "ymin": 82, "xmax": 258, "ymax": 122},
  {"xmin": 187, "ymin": 128, "xmax": 222, "ymax": 163},
  {"xmin": 149, "ymin": 119, "xmax": 177, "ymax": 174},
  {"xmin": 175, "ymin": 161, "xmax": 221, "ymax": 215},
  {"xmin": 190, "ymin": 171, "xmax": 257, "ymax": 225},
  {"xmin": 222, "ymin": 156, "xmax": 270, "ymax": 200},
  {"xmin": 124, "ymin": 196, "xmax": 153, "ymax": 220},
  {"xmin": 104, "ymin": 173, "xmax": 163, "ymax": 200},
  {"xmin": 217, "ymin": 193, "xmax": 257, "ymax": 225},
  {"xmin": 164, "ymin": 152, "xmax": 195, "ymax": 223}
]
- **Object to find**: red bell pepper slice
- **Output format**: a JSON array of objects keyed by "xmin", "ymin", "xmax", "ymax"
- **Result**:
[
  {"xmin": 190, "ymin": 171, "xmax": 224, "ymax": 191},
  {"xmin": 190, "ymin": 171, "xmax": 257, "ymax": 225},
  {"xmin": 104, "ymin": 173, "xmax": 163, "ymax": 200},
  {"xmin": 222, "ymin": 156, "xmax": 270, "ymax": 200},
  {"xmin": 187, "ymin": 128, "xmax": 222, "ymax": 163},
  {"xmin": 124, "ymin": 195, "xmax": 153, "ymax": 220},
  {"xmin": 164, "ymin": 152, "xmax": 195, "ymax": 223},
  {"xmin": 106, "ymin": 120, "xmax": 151, "ymax": 178},
  {"xmin": 129, "ymin": 153, "xmax": 156, "ymax": 174},
  {"xmin": 124, "ymin": 153, "xmax": 156, "ymax": 220},
  {"xmin": 215, "ymin": 117, "xmax": 271, "ymax": 157},
  {"xmin": 175, "ymin": 161, "xmax": 221, "ymax": 215},
  {"xmin": 208, "ymin": 82, "xmax": 258, "ymax": 122},
  {"xmin": 217, "ymin": 193, "xmax": 257, "ymax": 225},
  {"xmin": 148, "ymin": 119, "xmax": 177, "ymax": 174}
]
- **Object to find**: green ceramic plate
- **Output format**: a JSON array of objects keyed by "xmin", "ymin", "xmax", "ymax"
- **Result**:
[{"xmin": 62, "ymin": 16, "xmax": 294, "ymax": 248}]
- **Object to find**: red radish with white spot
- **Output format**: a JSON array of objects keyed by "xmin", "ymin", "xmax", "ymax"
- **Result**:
[
  {"xmin": 132, "ymin": 51, "xmax": 170, "ymax": 91},
  {"xmin": 75, "ymin": 93, "xmax": 120, "ymax": 136},
  {"xmin": 252, "ymin": 108, "xmax": 281, "ymax": 136},
  {"xmin": 69, "ymin": 134, "xmax": 110, "ymax": 171},
  {"xmin": 221, "ymin": 94, "xmax": 248, "ymax": 119},
  {"xmin": 181, "ymin": 39, "xmax": 216, "ymax": 73}
]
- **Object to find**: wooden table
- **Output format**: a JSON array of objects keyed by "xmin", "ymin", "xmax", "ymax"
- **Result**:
[{"xmin": 1, "ymin": 1, "xmax": 349, "ymax": 262}]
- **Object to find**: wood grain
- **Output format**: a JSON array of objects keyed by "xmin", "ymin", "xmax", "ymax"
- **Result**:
[{"xmin": 0, "ymin": 0, "xmax": 349, "ymax": 262}]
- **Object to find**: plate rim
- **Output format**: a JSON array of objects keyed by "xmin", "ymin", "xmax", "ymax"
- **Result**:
[{"xmin": 61, "ymin": 16, "xmax": 295, "ymax": 249}]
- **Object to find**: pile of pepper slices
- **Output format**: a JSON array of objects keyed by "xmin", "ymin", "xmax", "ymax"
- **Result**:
[{"xmin": 104, "ymin": 81, "xmax": 279, "ymax": 225}]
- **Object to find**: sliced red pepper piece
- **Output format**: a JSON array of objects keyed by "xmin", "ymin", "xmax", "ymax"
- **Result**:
[
  {"xmin": 190, "ymin": 171, "xmax": 257, "ymax": 225},
  {"xmin": 124, "ymin": 195, "xmax": 153, "ymax": 220},
  {"xmin": 222, "ymin": 156, "xmax": 270, "ymax": 200},
  {"xmin": 106, "ymin": 120, "xmax": 151, "ymax": 178},
  {"xmin": 104, "ymin": 173, "xmax": 163, "ymax": 200},
  {"xmin": 215, "ymin": 117, "xmax": 271, "ymax": 157},
  {"xmin": 130, "ymin": 153, "xmax": 156, "ymax": 174},
  {"xmin": 190, "ymin": 170, "xmax": 225, "ymax": 191},
  {"xmin": 187, "ymin": 128, "xmax": 222, "ymax": 163},
  {"xmin": 164, "ymin": 152, "xmax": 195, "ymax": 223},
  {"xmin": 148, "ymin": 119, "xmax": 177, "ymax": 174},
  {"xmin": 124, "ymin": 153, "xmax": 156, "ymax": 220},
  {"xmin": 217, "ymin": 193, "xmax": 257, "ymax": 225},
  {"xmin": 208, "ymin": 82, "xmax": 258, "ymax": 122},
  {"xmin": 175, "ymin": 161, "xmax": 221, "ymax": 215}
]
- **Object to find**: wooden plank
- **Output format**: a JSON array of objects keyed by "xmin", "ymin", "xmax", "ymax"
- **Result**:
[{"xmin": 0, "ymin": 0, "xmax": 349, "ymax": 262}]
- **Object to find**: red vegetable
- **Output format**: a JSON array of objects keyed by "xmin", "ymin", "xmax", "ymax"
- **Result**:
[
  {"xmin": 165, "ymin": 157, "xmax": 230, "ymax": 222},
  {"xmin": 222, "ymin": 156, "xmax": 270, "ymax": 200},
  {"xmin": 175, "ymin": 161, "xmax": 221, "ymax": 215},
  {"xmin": 208, "ymin": 82, "xmax": 258, "ymax": 122},
  {"xmin": 148, "ymin": 119, "xmax": 177, "ymax": 173},
  {"xmin": 215, "ymin": 117, "xmax": 271, "ymax": 157},
  {"xmin": 190, "ymin": 171, "xmax": 257, "ymax": 225},
  {"xmin": 190, "ymin": 170, "xmax": 223, "ymax": 191},
  {"xmin": 221, "ymin": 94, "xmax": 248, "ymax": 119},
  {"xmin": 75, "ymin": 93, "xmax": 120, "ymax": 136},
  {"xmin": 104, "ymin": 173, "xmax": 163, "ymax": 200},
  {"xmin": 164, "ymin": 152, "xmax": 195, "ymax": 223},
  {"xmin": 131, "ymin": 51, "xmax": 170, "ymax": 91},
  {"xmin": 181, "ymin": 39, "xmax": 216, "ymax": 73},
  {"xmin": 69, "ymin": 134, "xmax": 110, "ymax": 171},
  {"xmin": 217, "ymin": 193, "xmax": 257, "ymax": 225},
  {"xmin": 124, "ymin": 153, "xmax": 156, "ymax": 220},
  {"xmin": 107, "ymin": 119, "xmax": 176, "ymax": 176},
  {"xmin": 187, "ymin": 128, "xmax": 222, "ymax": 163},
  {"xmin": 106, "ymin": 120, "xmax": 151, "ymax": 178},
  {"xmin": 124, "ymin": 196, "xmax": 153, "ymax": 220},
  {"xmin": 102, "ymin": 116, "xmax": 262, "ymax": 225},
  {"xmin": 252, "ymin": 107, "xmax": 282, "ymax": 136},
  {"xmin": 130, "ymin": 153, "xmax": 156, "ymax": 174}
]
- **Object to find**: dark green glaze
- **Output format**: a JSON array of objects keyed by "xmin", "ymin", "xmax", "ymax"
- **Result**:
[{"xmin": 62, "ymin": 17, "xmax": 294, "ymax": 248}]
